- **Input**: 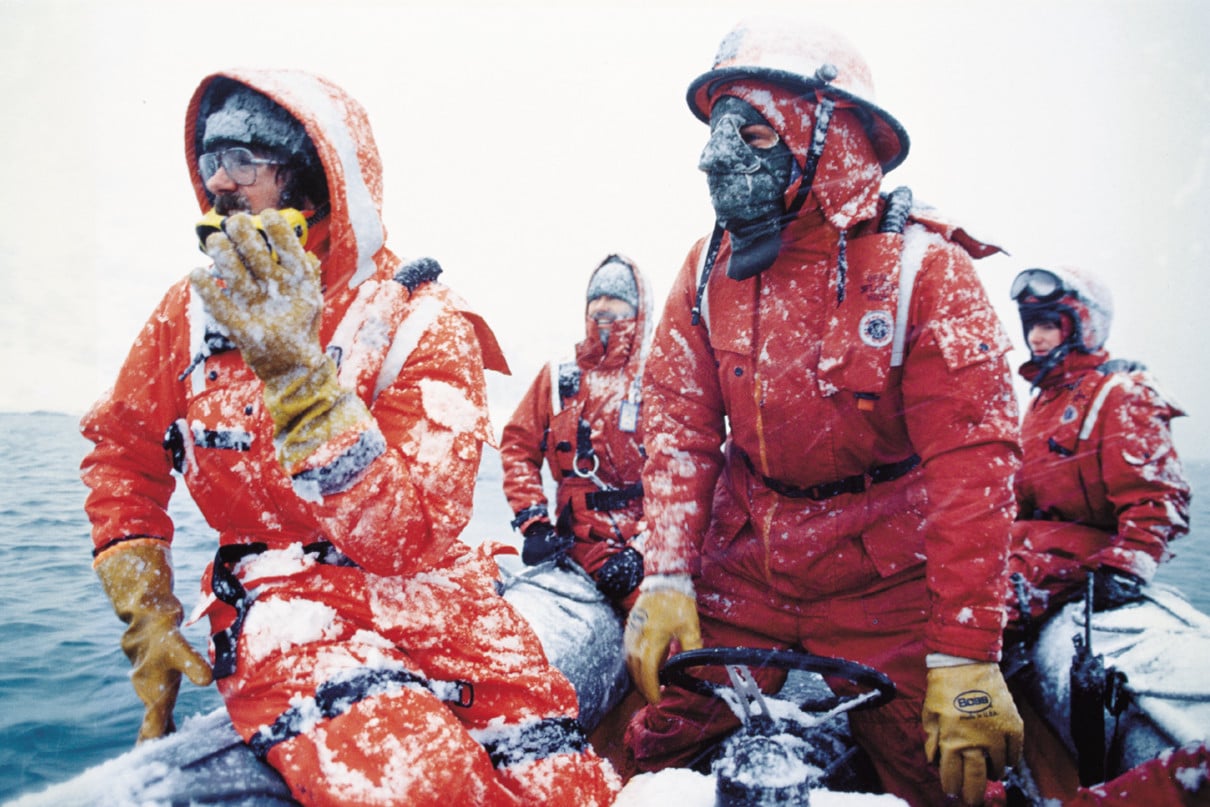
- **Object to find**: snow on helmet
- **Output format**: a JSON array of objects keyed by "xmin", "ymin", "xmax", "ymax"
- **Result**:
[
  {"xmin": 1011, "ymin": 265, "xmax": 1114, "ymax": 353},
  {"xmin": 687, "ymin": 18, "xmax": 909, "ymax": 171}
]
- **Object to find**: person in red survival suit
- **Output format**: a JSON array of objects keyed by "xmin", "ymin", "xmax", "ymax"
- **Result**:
[
  {"xmin": 500, "ymin": 255, "xmax": 651, "ymax": 609},
  {"xmin": 1006, "ymin": 265, "xmax": 1190, "ymax": 626},
  {"xmin": 80, "ymin": 70, "xmax": 619, "ymax": 807},
  {"xmin": 621, "ymin": 18, "xmax": 1025, "ymax": 807}
]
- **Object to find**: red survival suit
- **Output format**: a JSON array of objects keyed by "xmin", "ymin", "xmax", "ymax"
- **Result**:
[
  {"xmin": 81, "ymin": 69, "xmax": 618, "ymax": 807},
  {"xmin": 1009, "ymin": 350, "xmax": 1191, "ymax": 621},
  {"xmin": 500, "ymin": 258, "xmax": 650, "ymax": 602},
  {"xmin": 627, "ymin": 109, "xmax": 1021, "ymax": 806}
]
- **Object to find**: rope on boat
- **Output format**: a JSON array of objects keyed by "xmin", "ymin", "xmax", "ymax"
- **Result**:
[{"xmin": 498, "ymin": 561, "xmax": 604, "ymax": 604}]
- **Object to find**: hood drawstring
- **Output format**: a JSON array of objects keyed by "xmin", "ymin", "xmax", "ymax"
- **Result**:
[
  {"xmin": 1028, "ymin": 343, "xmax": 1074, "ymax": 391},
  {"xmin": 789, "ymin": 95, "xmax": 835, "ymax": 221},
  {"xmin": 178, "ymin": 329, "xmax": 237, "ymax": 381},
  {"xmin": 836, "ymin": 229, "xmax": 848, "ymax": 305}
]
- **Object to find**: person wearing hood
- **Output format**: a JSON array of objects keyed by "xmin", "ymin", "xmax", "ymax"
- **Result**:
[
  {"xmin": 500, "ymin": 255, "xmax": 651, "ymax": 608},
  {"xmin": 80, "ymin": 70, "xmax": 619, "ymax": 806},
  {"xmin": 621, "ymin": 19, "xmax": 1024, "ymax": 806},
  {"xmin": 1007, "ymin": 265, "xmax": 1190, "ymax": 626}
]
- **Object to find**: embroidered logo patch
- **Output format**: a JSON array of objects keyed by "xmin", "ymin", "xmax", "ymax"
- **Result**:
[
  {"xmin": 859, "ymin": 310, "xmax": 894, "ymax": 348},
  {"xmin": 1061, "ymin": 405, "xmax": 1079, "ymax": 424}
]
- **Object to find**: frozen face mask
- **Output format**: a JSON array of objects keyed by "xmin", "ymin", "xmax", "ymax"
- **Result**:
[
  {"xmin": 700, "ymin": 96, "xmax": 794, "ymax": 280},
  {"xmin": 700, "ymin": 96, "xmax": 793, "ymax": 224}
]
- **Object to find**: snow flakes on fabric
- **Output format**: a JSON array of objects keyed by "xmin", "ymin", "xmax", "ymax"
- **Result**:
[
  {"xmin": 419, "ymin": 378, "xmax": 482, "ymax": 436},
  {"xmin": 241, "ymin": 596, "xmax": 341, "ymax": 663}
]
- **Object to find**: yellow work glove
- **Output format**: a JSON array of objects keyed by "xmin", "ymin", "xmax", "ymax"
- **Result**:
[
  {"xmin": 623, "ymin": 578, "xmax": 703, "ymax": 703},
  {"xmin": 94, "ymin": 542, "xmax": 213, "ymax": 744},
  {"xmin": 191, "ymin": 210, "xmax": 370, "ymax": 473},
  {"xmin": 922, "ymin": 661, "xmax": 1024, "ymax": 805}
]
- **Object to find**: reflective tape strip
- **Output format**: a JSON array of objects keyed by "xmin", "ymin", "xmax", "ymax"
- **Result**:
[
  {"xmin": 892, "ymin": 225, "xmax": 930, "ymax": 368},
  {"xmin": 186, "ymin": 290, "xmax": 211, "ymax": 396},
  {"xmin": 1079, "ymin": 374, "xmax": 1126, "ymax": 442},
  {"xmin": 373, "ymin": 294, "xmax": 443, "ymax": 400}
]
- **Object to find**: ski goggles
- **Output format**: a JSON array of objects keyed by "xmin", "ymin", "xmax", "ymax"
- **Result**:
[
  {"xmin": 198, "ymin": 147, "xmax": 283, "ymax": 186},
  {"xmin": 1010, "ymin": 268, "xmax": 1065, "ymax": 303}
]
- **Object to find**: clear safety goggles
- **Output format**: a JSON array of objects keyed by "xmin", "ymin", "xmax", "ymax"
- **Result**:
[
  {"xmin": 198, "ymin": 147, "xmax": 282, "ymax": 186},
  {"xmin": 1010, "ymin": 268, "xmax": 1065, "ymax": 303}
]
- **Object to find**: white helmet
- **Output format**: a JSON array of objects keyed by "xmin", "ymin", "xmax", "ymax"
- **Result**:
[
  {"xmin": 687, "ymin": 18, "xmax": 909, "ymax": 171},
  {"xmin": 1011, "ymin": 265, "xmax": 1114, "ymax": 353}
]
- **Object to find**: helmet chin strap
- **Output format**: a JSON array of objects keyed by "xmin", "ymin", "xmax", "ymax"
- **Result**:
[
  {"xmin": 721, "ymin": 96, "xmax": 836, "ymax": 282},
  {"xmin": 1030, "ymin": 341, "xmax": 1074, "ymax": 389}
]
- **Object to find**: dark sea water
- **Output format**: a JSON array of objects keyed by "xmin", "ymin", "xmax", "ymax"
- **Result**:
[{"xmin": 2, "ymin": 411, "xmax": 1207, "ymax": 803}]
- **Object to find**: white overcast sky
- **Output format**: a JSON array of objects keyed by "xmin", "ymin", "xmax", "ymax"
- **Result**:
[{"xmin": 2, "ymin": 0, "xmax": 1208, "ymax": 457}]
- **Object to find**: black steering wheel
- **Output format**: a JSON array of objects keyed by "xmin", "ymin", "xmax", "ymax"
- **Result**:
[{"xmin": 660, "ymin": 646, "xmax": 896, "ymax": 713}]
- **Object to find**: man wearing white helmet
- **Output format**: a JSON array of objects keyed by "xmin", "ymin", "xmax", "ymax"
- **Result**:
[
  {"xmin": 1007, "ymin": 266, "xmax": 1190, "ymax": 626},
  {"xmin": 622, "ymin": 19, "xmax": 1024, "ymax": 806}
]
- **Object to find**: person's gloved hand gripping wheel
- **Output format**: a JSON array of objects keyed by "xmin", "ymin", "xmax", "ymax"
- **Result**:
[
  {"xmin": 624, "ymin": 576, "xmax": 703, "ymax": 703},
  {"xmin": 190, "ymin": 210, "xmax": 371, "ymax": 474},
  {"xmin": 922, "ymin": 660, "xmax": 1024, "ymax": 805}
]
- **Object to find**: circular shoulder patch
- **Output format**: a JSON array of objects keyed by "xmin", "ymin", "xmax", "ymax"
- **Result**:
[{"xmin": 859, "ymin": 310, "xmax": 895, "ymax": 349}]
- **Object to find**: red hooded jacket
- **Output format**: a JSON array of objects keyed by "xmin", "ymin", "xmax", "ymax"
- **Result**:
[
  {"xmin": 81, "ymin": 69, "xmax": 508, "ymax": 578},
  {"xmin": 500, "ymin": 259, "xmax": 650, "ymax": 576}
]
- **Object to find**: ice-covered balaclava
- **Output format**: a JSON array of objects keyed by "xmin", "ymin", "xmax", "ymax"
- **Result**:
[
  {"xmin": 700, "ymin": 96, "xmax": 794, "ymax": 280},
  {"xmin": 202, "ymin": 84, "xmax": 309, "ymax": 157},
  {"xmin": 586, "ymin": 259, "xmax": 639, "ymax": 311},
  {"xmin": 700, "ymin": 78, "xmax": 886, "ymax": 284}
]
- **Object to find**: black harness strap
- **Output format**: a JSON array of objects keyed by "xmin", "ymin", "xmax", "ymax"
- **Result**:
[
  {"xmin": 480, "ymin": 717, "xmax": 589, "ymax": 769},
  {"xmin": 739, "ymin": 449, "xmax": 921, "ymax": 501},
  {"xmin": 574, "ymin": 418, "xmax": 595, "ymax": 464},
  {"xmin": 209, "ymin": 542, "xmax": 268, "ymax": 680},
  {"xmin": 584, "ymin": 482, "xmax": 643, "ymax": 512},
  {"xmin": 209, "ymin": 541, "xmax": 354, "ymax": 680}
]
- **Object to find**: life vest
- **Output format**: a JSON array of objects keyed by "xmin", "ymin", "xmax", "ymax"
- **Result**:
[
  {"xmin": 692, "ymin": 186, "xmax": 1001, "ymax": 405},
  {"xmin": 692, "ymin": 186, "xmax": 914, "ymax": 405},
  {"xmin": 544, "ymin": 354, "xmax": 644, "ymax": 513},
  {"xmin": 1038, "ymin": 365, "xmax": 1134, "ymax": 459}
]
